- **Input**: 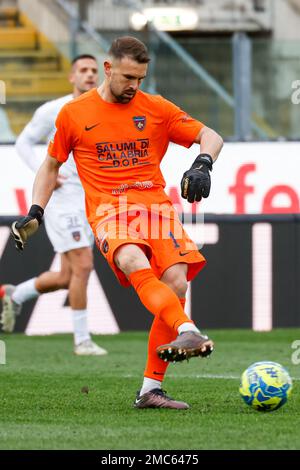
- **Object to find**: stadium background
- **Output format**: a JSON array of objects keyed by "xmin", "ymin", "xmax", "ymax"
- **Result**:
[{"xmin": 1, "ymin": 0, "xmax": 300, "ymax": 453}]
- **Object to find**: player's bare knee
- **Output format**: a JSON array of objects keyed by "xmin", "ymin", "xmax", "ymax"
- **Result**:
[
  {"xmin": 114, "ymin": 244, "xmax": 149, "ymax": 275},
  {"xmin": 161, "ymin": 269, "xmax": 188, "ymax": 297},
  {"xmin": 72, "ymin": 260, "xmax": 93, "ymax": 279},
  {"xmin": 68, "ymin": 248, "xmax": 93, "ymax": 278},
  {"xmin": 166, "ymin": 278, "xmax": 188, "ymax": 298}
]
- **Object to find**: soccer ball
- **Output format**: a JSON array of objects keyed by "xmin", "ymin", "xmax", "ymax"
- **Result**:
[{"xmin": 239, "ymin": 361, "xmax": 292, "ymax": 412}]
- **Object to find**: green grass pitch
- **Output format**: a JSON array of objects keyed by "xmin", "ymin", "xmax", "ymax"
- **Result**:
[{"xmin": 0, "ymin": 329, "xmax": 299, "ymax": 450}]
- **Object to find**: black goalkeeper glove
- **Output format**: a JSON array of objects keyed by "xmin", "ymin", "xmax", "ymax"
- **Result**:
[
  {"xmin": 11, "ymin": 204, "xmax": 44, "ymax": 252},
  {"xmin": 181, "ymin": 153, "xmax": 213, "ymax": 203}
]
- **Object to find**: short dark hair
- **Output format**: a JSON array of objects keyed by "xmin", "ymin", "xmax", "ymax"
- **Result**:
[
  {"xmin": 71, "ymin": 54, "xmax": 97, "ymax": 65},
  {"xmin": 108, "ymin": 36, "xmax": 150, "ymax": 64}
]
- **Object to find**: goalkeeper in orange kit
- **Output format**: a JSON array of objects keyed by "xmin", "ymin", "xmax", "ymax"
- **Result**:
[{"xmin": 11, "ymin": 36, "xmax": 223, "ymax": 409}]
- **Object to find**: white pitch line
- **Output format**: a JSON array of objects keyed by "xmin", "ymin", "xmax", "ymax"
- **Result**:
[
  {"xmin": 121, "ymin": 373, "xmax": 300, "ymax": 381},
  {"xmin": 122, "ymin": 373, "xmax": 239, "ymax": 380}
]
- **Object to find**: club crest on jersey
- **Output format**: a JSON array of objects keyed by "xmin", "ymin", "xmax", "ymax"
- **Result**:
[
  {"xmin": 133, "ymin": 116, "xmax": 146, "ymax": 131},
  {"xmin": 72, "ymin": 231, "xmax": 81, "ymax": 242}
]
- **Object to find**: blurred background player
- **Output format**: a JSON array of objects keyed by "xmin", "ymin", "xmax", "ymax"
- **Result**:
[
  {"xmin": 0, "ymin": 54, "xmax": 107, "ymax": 356},
  {"xmin": 10, "ymin": 36, "xmax": 223, "ymax": 408}
]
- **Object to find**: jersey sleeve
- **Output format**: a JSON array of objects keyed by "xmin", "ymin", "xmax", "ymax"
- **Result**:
[
  {"xmin": 15, "ymin": 102, "xmax": 56, "ymax": 173},
  {"xmin": 162, "ymin": 97, "xmax": 205, "ymax": 148},
  {"xmin": 48, "ymin": 105, "xmax": 74, "ymax": 163}
]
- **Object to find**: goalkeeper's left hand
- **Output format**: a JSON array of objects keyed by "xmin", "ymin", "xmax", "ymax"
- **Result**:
[
  {"xmin": 181, "ymin": 153, "xmax": 213, "ymax": 203},
  {"xmin": 11, "ymin": 204, "xmax": 44, "ymax": 251}
]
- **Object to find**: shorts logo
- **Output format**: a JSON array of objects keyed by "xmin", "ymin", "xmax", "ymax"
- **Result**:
[
  {"xmin": 72, "ymin": 231, "xmax": 81, "ymax": 241},
  {"xmin": 133, "ymin": 116, "xmax": 146, "ymax": 131},
  {"xmin": 102, "ymin": 240, "xmax": 109, "ymax": 254}
]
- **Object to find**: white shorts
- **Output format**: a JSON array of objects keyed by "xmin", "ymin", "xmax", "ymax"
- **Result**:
[{"xmin": 44, "ymin": 206, "xmax": 94, "ymax": 254}]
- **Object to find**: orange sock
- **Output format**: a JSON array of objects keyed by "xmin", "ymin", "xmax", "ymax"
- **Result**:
[
  {"xmin": 144, "ymin": 297, "xmax": 186, "ymax": 381},
  {"xmin": 129, "ymin": 269, "xmax": 192, "ymax": 331}
]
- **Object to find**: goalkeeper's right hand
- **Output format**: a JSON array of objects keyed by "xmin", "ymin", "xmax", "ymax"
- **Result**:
[{"xmin": 11, "ymin": 204, "xmax": 44, "ymax": 251}]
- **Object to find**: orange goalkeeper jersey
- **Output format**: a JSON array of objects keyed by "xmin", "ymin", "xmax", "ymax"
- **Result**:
[{"xmin": 48, "ymin": 88, "xmax": 204, "ymax": 230}]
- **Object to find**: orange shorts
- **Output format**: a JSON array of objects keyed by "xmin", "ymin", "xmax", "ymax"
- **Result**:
[{"xmin": 94, "ymin": 209, "xmax": 206, "ymax": 287}]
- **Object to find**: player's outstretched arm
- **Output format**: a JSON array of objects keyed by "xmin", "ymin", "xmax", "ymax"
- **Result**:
[
  {"xmin": 11, "ymin": 154, "xmax": 61, "ymax": 251},
  {"xmin": 15, "ymin": 104, "xmax": 54, "ymax": 174},
  {"xmin": 194, "ymin": 126, "xmax": 223, "ymax": 163},
  {"xmin": 32, "ymin": 153, "xmax": 62, "ymax": 208},
  {"xmin": 181, "ymin": 126, "xmax": 223, "ymax": 203}
]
